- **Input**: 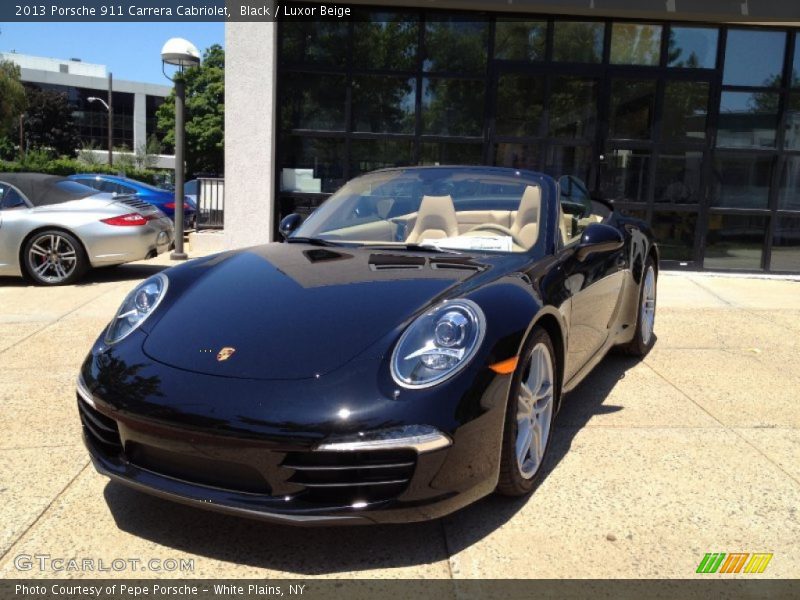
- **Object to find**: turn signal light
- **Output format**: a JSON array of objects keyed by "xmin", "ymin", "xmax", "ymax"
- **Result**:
[{"xmin": 101, "ymin": 213, "xmax": 149, "ymax": 227}]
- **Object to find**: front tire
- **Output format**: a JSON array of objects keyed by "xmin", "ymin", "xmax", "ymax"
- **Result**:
[
  {"xmin": 23, "ymin": 230, "xmax": 88, "ymax": 286},
  {"xmin": 620, "ymin": 257, "xmax": 657, "ymax": 357},
  {"xmin": 496, "ymin": 327, "xmax": 557, "ymax": 496}
]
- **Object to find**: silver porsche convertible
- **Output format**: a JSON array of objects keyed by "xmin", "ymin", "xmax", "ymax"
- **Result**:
[{"xmin": 0, "ymin": 173, "xmax": 174, "ymax": 285}]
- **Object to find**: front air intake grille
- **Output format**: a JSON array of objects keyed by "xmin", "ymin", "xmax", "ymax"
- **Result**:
[
  {"xmin": 77, "ymin": 397, "xmax": 122, "ymax": 452},
  {"xmin": 282, "ymin": 449, "xmax": 416, "ymax": 505}
]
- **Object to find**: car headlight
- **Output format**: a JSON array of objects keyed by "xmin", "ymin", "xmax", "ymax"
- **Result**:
[
  {"xmin": 391, "ymin": 299, "xmax": 485, "ymax": 389},
  {"xmin": 105, "ymin": 273, "xmax": 168, "ymax": 344}
]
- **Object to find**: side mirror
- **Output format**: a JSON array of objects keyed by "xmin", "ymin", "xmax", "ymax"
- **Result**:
[
  {"xmin": 575, "ymin": 223, "xmax": 624, "ymax": 262},
  {"xmin": 279, "ymin": 213, "xmax": 303, "ymax": 240}
]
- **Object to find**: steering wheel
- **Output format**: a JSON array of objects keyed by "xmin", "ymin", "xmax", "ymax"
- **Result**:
[{"xmin": 467, "ymin": 223, "xmax": 526, "ymax": 248}]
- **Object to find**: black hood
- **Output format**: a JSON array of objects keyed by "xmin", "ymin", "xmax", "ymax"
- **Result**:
[{"xmin": 142, "ymin": 243, "xmax": 491, "ymax": 380}]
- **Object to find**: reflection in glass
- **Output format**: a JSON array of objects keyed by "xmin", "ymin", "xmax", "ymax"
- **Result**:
[
  {"xmin": 601, "ymin": 149, "xmax": 651, "ymax": 202},
  {"xmin": 704, "ymin": 214, "xmax": 766, "ymax": 270},
  {"xmin": 785, "ymin": 95, "xmax": 800, "ymax": 150},
  {"xmin": 350, "ymin": 139, "xmax": 415, "ymax": 177},
  {"xmin": 711, "ymin": 155, "xmax": 773, "ymax": 209},
  {"xmin": 549, "ymin": 77, "xmax": 598, "ymax": 139},
  {"xmin": 421, "ymin": 142, "xmax": 483, "ymax": 165},
  {"xmin": 494, "ymin": 143, "xmax": 540, "ymax": 170},
  {"xmin": 610, "ymin": 23, "xmax": 662, "ymax": 66},
  {"xmin": 544, "ymin": 145, "xmax": 592, "ymax": 182},
  {"xmin": 662, "ymin": 81, "xmax": 708, "ymax": 141},
  {"xmin": 494, "ymin": 20, "xmax": 546, "ymax": 61},
  {"xmin": 655, "ymin": 152, "xmax": 703, "ymax": 204},
  {"xmin": 424, "ymin": 18, "xmax": 488, "ymax": 73},
  {"xmin": 651, "ymin": 212, "xmax": 697, "ymax": 261},
  {"xmin": 723, "ymin": 29, "xmax": 786, "ymax": 87},
  {"xmin": 667, "ymin": 26, "xmax": 718, "ymax": 68},
  {"xmin": 281, "ymin": 74, "xmax": 347, "ymax": 131},
  {"xmin": 779, "ymin": 156, "xmax": 800, "ymax": 211},
  {"xmin": 495, "ymin": 74, "xmax": 544, "ymax": 137},
  {"xmin": 280, "ymin": 136, "xmax": 346, "ymax": 193},
  {"xmin": 422, "ymin": 78, "xmax": 485, "ymax": 136},
  {"xmin": 717, "ymin": 91, "xmax": 779, "ymax": 149},
  {"xmin": 617, "ymin": 208, "xmax": 647, "ymax": 221},
  {"xmin": 281, "ymin": 22, "xmax": 349, "ymax": 66},
  {"xmin": 553, "ymin": 21, "xmax": 604, "ymax": 63},
  {"xmin": 353, "ymin": 14, "xmax": 418, "ymax": 71},
  {"xmin": 771, "ymin": 217, "xmax": 800, "ymax": 272},
  {"xmin": 352, "ymin": 76, "xmax": 416, "ymax": 134},
  {"xmin": 794, "ymin": 34, "xmax": 800, "ymax": 86},
  {"xmin": 610, "ymin": 79, "xmax": 656, "ymax": 139}
]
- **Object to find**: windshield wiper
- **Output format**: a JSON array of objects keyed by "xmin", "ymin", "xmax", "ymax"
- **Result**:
[{"xmin": 285, "ymin": 237, "xmax": 342, "ymax": 247}]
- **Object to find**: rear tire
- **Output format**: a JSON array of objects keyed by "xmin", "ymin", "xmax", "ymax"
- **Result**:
[
  {"xmin": 620, "ymin": 257, "xmax": 657, "ymax": 357},
  {"xmin": 22, "ymin": 229, "xmax": 88, "ymax": 286},
  {"xmin": 496, "ymin": 327, "xmax": 557, "ymax": 497}
]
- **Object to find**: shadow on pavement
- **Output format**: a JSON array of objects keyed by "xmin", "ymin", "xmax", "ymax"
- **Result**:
[
  {"xmin": 441, "ymin": 351, "xmax": 641, "ymax": 554},
  {"xmin": 101, "ymin": 350, "xmax": 643, "ymax": 574}
]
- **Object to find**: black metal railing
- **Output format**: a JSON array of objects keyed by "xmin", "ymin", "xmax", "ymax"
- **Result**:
[{"xmin": 196, "ymin": 177, "xmax": 224, "ymax": 230}]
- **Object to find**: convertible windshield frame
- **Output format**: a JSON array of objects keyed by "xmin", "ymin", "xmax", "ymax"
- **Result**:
[{"xmin": 290, "ymin": 166, "xmax": 557, "ymax": 258}]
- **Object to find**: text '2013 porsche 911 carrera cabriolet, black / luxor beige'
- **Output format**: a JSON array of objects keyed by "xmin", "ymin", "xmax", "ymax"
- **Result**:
[{"xmin": 76, "ymin": 166, "xmax": 658, "ymax": 525}]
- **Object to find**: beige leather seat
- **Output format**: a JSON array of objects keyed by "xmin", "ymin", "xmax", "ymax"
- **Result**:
[
  {"xmin": 510, "ymin": 185, "xmax": 541, "ymax": 249},
  {"xmin": 405, "ymin": 195, "xmax": 459, "ymax": 243}
]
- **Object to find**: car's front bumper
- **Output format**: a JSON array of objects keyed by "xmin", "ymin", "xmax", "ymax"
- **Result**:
[{"xmin": 77, "ymin": 341, "xmax": 511, "ymax": 525}]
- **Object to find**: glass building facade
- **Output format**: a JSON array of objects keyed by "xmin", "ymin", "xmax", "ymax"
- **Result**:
[
  {"xmin": 276, "ymin": 10, "xmax": 800, "ymax": 272},
  {"xmin": 24, "ymin": 83, "xmax": 166, "ymax": 151}
]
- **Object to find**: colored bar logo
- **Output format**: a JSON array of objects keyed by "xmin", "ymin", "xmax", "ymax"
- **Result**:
[{"xmin": 696, "ymin": 553, "xmax": 773, "ymax": 574}]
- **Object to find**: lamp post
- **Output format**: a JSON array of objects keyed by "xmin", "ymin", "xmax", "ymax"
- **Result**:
[
  {"xmin": 87, "ymin": 86, "xmax": 113, "ymax": 166},
  {"xmin": 87, "ymin": 96, "xmax": 111, "ymax": 165},
  {"xmin": 161, "ymin": 37, "xmax": 200, "ymax": 261}
]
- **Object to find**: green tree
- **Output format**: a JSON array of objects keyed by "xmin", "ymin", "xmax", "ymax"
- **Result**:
[
  {"xmin": 157, "ymin": 44, "xmax": 224, "ymax": 176},
  {"xmin": 22, "ymin": 85, "xmax": 79, "ymax": 157},
  {"xmin": 0, "ymin": 59, "xmax": 27, "ymax": 158}
]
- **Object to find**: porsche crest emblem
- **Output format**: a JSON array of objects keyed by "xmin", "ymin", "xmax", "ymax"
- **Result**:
[{"xmin": 216, "ymin": 347, "xmax": 236, "ymax": 362}]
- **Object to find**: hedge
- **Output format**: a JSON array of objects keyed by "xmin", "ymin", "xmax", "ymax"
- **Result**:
[{"xmin": 0, "ymin": 158, "xmax": 162, "ymax": 185}]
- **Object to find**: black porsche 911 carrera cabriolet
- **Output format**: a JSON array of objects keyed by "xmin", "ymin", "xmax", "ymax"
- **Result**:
[{"xmin": 77, "ymin": 166, "xmax": 658, "ymax": 525}]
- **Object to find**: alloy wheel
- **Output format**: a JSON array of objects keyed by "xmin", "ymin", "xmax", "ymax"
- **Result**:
[
  {"xmin": 640, "ymin": 266, "xmax": 656, "ymax": 346},
  {"xmin": 515, "ymin": 342, "xmax": 555, "ymax": 479},
  {"xmin": 27, "ymin": 233, "xmax": 78, "ymax": 284}
]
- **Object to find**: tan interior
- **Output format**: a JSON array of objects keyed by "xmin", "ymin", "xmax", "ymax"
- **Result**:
[
  {"xmin": 510, "ymin": 185, "xmax": 541, "ymax": 249},
  {"xmin": 405, "ymin": 195, "xmax": 459, "ymax": 243},
  {"xmin": 320, "ymin": 184, "xmax": 548, "ymax": 251}
]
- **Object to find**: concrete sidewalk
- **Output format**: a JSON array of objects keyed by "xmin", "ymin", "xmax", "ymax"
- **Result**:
[{"xmin": 0, "ymin": 257, "xmax": 798, "ymax": 579}]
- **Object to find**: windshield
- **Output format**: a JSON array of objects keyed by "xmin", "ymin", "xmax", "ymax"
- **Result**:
[{"xmin": 292, "ymin": 167, "xmax": 546, "ymax": 253}]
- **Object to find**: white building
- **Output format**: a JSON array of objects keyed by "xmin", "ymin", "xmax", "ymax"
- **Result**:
[{"xmin": 1, "ymin": 52, "xmax": 175, "ymax": 169}]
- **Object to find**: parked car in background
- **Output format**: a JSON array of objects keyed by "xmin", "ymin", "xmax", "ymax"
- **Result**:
[
  {"xmin": 77, "ymin": 166, "xmax": 658, "ymax": 524},
  {"xmin": 0, "ymin": 173, "xmax": 174, "ymax": 285},
  {"xmin": 183, "ymin": 179, "xmax": 198, "ymax": 205},
  {"xmin": 69, "ymin": 174, "xmax": 196, "ymax": 230}
]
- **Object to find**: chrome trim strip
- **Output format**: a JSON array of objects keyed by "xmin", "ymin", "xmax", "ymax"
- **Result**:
[
  {"xmin": 76, "ymin": 374, "xmax": 96, "ymax": 408},
  {"xmin": 318, "ymin": 433, "xmax": 451, "ymax": 454}
]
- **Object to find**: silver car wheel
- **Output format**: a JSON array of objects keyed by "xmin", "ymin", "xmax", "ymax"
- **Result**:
[
  {"xmin": 515, "ymin": 342, "xmax": 554, "ymax": 479},
  {"xmin": 640, "ymin": 265, "xmax": 656, "ymax": 346},
  {"xmin": 28, "ymin": 233, "xmax": 77, "ymax": 284}
]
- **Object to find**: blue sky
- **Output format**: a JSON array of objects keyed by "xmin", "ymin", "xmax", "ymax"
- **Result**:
[{"xmin": 0, "ymin": 22, "xmax": 224, "ymax": 84}]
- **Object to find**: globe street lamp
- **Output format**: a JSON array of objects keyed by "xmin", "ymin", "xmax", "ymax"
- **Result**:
[{"xmin": 161, "ymin": 37, "xmax": 200, "ymax": 261}]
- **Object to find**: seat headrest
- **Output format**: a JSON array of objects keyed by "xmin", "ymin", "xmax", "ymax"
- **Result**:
[{"xmin": 405, "ymin": 194, "xmax": 459, "ymax": 243}]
